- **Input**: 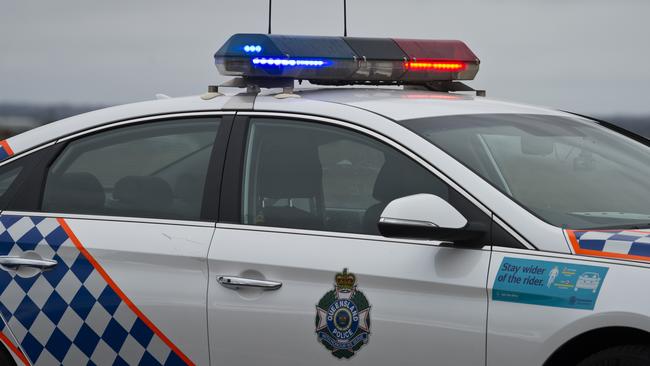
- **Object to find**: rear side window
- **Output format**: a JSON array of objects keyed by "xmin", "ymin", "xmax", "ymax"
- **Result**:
[
  {"xmin": 42, "ymin": 118, "xmax": 220, "ymax": 220},
  {"xmin": 0, "ymin": 164, "xmax": 22, "ymax": 204},
  {"xmin": 0, "ymin": 166, "xmax": 22, "ymax": 197}
]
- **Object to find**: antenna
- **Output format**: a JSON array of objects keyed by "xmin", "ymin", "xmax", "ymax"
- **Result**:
[
  {"xmin": 343, "ymin": 0, "xmax": 348, "ymax": 36},
  {"xmin": 268, "ymin": 0, "xmax": 272, "ymax": 34}
]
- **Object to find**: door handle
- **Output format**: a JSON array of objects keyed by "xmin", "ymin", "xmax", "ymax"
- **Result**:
[
  {"xmin": 217, "ymin": 276, "xmax": 282, "ymax": 291},
  {"xmin": 0, "ymin": 256, "xmax": 58, "ymax": 271}
]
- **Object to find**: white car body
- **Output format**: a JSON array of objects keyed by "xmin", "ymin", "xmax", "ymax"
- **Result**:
[{"xmin": 0, "ymin": 88, "xmax": 648, "ymax": 366}]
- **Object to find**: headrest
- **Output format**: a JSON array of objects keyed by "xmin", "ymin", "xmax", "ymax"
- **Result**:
[
  {"xmin": 44, "ymin": 172, "xmax": 105, "ymax": 212},
  {"xmin": 113, "ymin": 176, "xmax": 173, "ymax": 211},
  {"xmin": 257, "ymin": 139, "xmax": 323, "ymax": 198},
  {"xmin": 372, "ymin": 154, "xmax": 449, "ymax": 202}
]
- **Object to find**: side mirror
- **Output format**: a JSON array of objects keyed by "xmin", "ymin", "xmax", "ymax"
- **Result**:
[{"xmin": 378, "ymin": 193, "xmax": 486, "ymax": 244}]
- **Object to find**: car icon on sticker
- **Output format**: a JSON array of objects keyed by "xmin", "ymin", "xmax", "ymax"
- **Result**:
[{"xmin": 575, "ymin": 272, "xmax": 601, "ymax": 293}]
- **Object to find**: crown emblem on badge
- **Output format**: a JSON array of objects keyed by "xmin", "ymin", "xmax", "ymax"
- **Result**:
[{"xmin": 335, "ymin": 268, "xmax": 356, "ymax": 291}]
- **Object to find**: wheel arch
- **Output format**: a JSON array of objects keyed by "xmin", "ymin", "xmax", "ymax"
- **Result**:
[{"xmin": 544, "ymin": 326, "xmax": 650, "ymax": 366}]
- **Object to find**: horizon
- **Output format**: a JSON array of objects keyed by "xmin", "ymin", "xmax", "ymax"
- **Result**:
[{"xmin": 2, "ymin": 0, "xmax": 650, "ymax": 116}]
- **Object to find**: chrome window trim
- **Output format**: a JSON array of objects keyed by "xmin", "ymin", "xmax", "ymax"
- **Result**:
[
  {"xmin": 0, "ymin": 141, "xmax": 56, "ymax": 168},
  {"xmin": 236, "ymin": 111, "xmax": 538, "ymax": 249},
  {"xmin": 215, "ymin": 222, "xmax": 491, "ymax": 250},
  {"xmin": 0, "ymin": 112, "xmax": 231, "ymax": 226},
  {"xmin": 0, "ymin": 111, "xmax": 534, "ymax": 250},
  {"xmin": 57, "ymin": 111, "xmax": 234, "ymax": 143},
  {"xmin": 239, "ymin": 111, "xmax": 492, "ymax": 217},
  {"xmin": 0, "ymin": 112, "xmax": 233, "ymax": 166},
  {"xmin": 41, "ymin": 110, "xmax": 530, "ymax": 252},
  {"xmin": 1, "ymin": 210, "xmax": 215, "ymax": 228},
  {"xmin": 20, "ymin": 111, "xmax": 232, "ymax": 225}
]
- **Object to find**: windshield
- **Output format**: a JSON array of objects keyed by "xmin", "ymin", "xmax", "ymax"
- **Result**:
[{"xmin": 400, "ymin": 113, "xmax": 650, "ymax": 230}]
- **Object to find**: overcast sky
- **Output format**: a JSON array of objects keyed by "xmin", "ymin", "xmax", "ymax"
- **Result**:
[{"xmin": 1, "ymin": 0, "xmax": 649, "ymax": 116}]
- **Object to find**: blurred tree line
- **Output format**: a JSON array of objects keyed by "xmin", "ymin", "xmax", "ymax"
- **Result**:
[{"xmin": 0, "ymin": 103, "xmax": 648, "ymax": 140}]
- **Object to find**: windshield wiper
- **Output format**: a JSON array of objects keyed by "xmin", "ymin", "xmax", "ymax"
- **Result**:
[
  {"xmin": 579, "ymin": 223, "xmax": 650, "ymax": 231},
  {"xmin": 570, "ymin": 211, "xmax": 650, "ymax": 221},
  {"xmin": 568, "ymin": 212, "xmax": 650, "ymax": 230}
]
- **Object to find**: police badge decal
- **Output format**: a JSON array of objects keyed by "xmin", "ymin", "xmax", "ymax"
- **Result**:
[{"xmin": 315, "ymin": 268, "xmax": 371, "ymax": 359}]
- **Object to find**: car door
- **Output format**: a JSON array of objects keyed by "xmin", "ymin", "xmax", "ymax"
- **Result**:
[
  {"xmin": 207, "ymin": 114, "xmax": 492, "ymax": 365},
  {"xmin": 0, "ymin": 157, "xmax": 34, "ymax": 365},
  {"xmin": 0, "ymin": 113, "xmax": 232, "ymax": 365}
]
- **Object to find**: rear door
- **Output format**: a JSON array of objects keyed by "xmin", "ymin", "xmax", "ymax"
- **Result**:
[
  {"xmin": 0, "ymin": 156, "xmax": 34, "ymax": 365},
  {"xmin": 0, "ymin": 113, "xmax": 232, "ymax": 365},
  {"xmin": 207, "ymin": 114, "xmax": 492, "ymax": 365}
]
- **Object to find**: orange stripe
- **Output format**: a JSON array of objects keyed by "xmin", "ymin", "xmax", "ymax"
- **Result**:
[
  {"xmin": 0, "ymin": 140, "xmax": 14, "ymax": 156},
  {"xmin": 57, "ymin": 218, "xmax": 195, "ymax": 366},
  {"xmin": 0, "ymin": 330, "xmax": 29, "ymax": 366},
  {"xmin": 567, "ymin": 229, "xmax": 650, "ymax": 263}
]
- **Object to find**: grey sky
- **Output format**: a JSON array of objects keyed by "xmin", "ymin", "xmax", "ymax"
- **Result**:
[{"xmin": 1, "ymin": 0, "xmax": 649, "ymax": 115}]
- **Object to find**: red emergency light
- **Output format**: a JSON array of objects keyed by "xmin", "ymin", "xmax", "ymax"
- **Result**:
[{"xmin": 405, "ymin": 61, "xmax": 467, "ymax": 72}]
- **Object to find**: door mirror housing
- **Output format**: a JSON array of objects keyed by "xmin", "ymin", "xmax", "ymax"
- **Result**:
[{"xmin": 378, "ymin": 193, "xmax": 485, "ymax": 244}]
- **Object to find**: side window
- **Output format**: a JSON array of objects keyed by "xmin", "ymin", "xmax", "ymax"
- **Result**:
[
  {"xmin": 242, "ymin": 118, "xmax": 475, "ymax": 235},
  {"xmin": 0, "ymin": 162, "xmax": 23, "ymax": 207},
  {"xmin": 42, "ymin": 118, "xmax": 221, "ymax": 220},
  {"xmin": 0, "ymin": 165, "xmax": 22, "ymax": 198}
]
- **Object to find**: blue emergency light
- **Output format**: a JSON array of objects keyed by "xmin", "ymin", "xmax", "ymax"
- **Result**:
[{"xmin": 214, "ymin": 33, "xmax": 480, "ymax": 86}]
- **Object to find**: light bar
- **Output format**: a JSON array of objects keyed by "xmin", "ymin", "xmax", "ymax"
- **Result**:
[{"xmin": 214, "ymin": 34, "xmax": 480, "ymax": 85}]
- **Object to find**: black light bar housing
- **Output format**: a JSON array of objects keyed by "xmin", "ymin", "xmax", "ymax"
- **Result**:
[{"xmin": 214, "ymin": 34, "xmax": 480, "ymax": 86}]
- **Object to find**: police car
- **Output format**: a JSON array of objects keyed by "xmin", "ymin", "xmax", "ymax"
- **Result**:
[{"xmin": 0, "ymin": 33, "xmax": 649, "ymax": 366}]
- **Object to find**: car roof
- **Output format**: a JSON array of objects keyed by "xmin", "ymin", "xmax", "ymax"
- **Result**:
[
  {"xmin": 6, "ymin": 87, "xmax": 570, "ymax": 156},
  {"xmin": 290, "ymin": 88, "xmax": 567, "ymax": 121}
]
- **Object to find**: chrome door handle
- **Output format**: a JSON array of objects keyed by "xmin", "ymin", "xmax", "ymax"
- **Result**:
[
  {"xmin": 217, "ymin": 276, "xmax": 282, "ymax": 291},
  {"xmin": 0, "ymin": 256, "xmax": 58, "ymax": 271}
]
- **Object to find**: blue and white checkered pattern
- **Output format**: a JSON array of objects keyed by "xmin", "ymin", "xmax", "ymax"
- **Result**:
[
  {"xmin": 0, "ymin": 215, "xmax": 189, "ymax": 365},
  {"xmin": 573, "ymin": 229, "xmax": 650, "ymax": 258}
]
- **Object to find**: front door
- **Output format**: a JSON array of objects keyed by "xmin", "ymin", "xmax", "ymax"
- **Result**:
[
  {"xmin": 0, "ymin": 115, "xmax": 229, "ymax": 365},
  {"xmin": 208, "ymin": 115, "xmax": 491, "ymax": 365}
]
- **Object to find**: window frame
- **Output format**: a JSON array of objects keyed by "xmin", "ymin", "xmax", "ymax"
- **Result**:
[
  {"xmin": 219, "ymin": 111, "xmax": 529, "ymax": 249},
  {"xmin": 4, "ymin": 112, "xmax": 234, "ymax": 223}
]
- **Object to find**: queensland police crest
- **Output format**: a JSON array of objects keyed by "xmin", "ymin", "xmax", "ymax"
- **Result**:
[{"xmin": 315, "ymin": 268, "xmax": 371, "ymax": 358}]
